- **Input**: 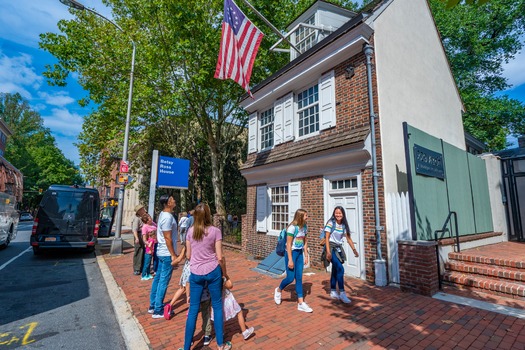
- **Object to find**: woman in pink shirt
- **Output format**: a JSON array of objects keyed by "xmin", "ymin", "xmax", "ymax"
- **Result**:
[{"xmin": 180, "ymin": 203, "xmax": 231, "ymax": 350}]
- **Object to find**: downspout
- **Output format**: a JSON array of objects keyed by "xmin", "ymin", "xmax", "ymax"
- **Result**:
[{"xmin": 364, "ymin": 43, "xmax": 387, "ymax": 286}]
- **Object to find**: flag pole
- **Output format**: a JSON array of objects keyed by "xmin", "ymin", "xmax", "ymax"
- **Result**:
[{"xmin": 241, "ymin": 0, "xmax": 301, "ymax": 55}]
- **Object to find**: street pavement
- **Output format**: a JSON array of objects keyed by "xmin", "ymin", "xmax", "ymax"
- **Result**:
[{"xmin": 96, "ymin": 233, "xmax": 525, "ymax": 350}]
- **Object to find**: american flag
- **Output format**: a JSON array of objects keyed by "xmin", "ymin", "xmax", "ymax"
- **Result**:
[{"xmin": 214, "ymin": 0, "xmax": 264, "ymax": 96}]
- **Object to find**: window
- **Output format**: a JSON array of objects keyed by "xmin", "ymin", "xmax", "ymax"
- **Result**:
[
  {"xmin": 331, "ymin": 178, "xmax": 358, "ymax": 190},
  {"xmin": 260, "ymin": 108, "xmax": 274, "ymax": 149},
  {"xmin": 295, "ymin": 16, "xmax": 316, "ymax": 54},
  {"xmin": 271, "ymin": 186, "xmax": 289, "ymax": 230},
  {"xmin": 297, "ymin": 85, "xmax": 319, "ymax": 137}
]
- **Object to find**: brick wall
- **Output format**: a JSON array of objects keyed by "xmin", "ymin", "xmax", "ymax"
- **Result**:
[{"xmin": 398, "ymin": 240, "xmax": 439, "ymax": 296}]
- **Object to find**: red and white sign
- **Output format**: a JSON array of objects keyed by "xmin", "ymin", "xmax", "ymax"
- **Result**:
[{"xmin": 120, "ymin": 160, "xmax": 129, "ymax": 173}]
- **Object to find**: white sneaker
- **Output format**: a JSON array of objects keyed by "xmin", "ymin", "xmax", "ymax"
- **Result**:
[
  {"xmin": 330, "ymin": 291, "xmax": 340, "ymax": 299},
  {"xmin": 242, "ymin": 326, "xmax": 254, "ymax": 340},
  {"xmin": 297, "ymin": 302, "xmax": 313, "ymax": 313},
  {"xmin": 274, "ymin": 288, "xmax": 282, "ymax": 305},
  {"xmin": 339, "ymin": 291, "xmax": 351, "ymax": 304}
]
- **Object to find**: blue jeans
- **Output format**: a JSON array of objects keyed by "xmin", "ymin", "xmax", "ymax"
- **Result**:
[
  {"xmin": 183, "ymin": 265, "xmax": 223, "ymax": 350},
  {"xmin": 142, "ymin": 253, "xmax": 152, "ymax": 277},
  {"xmin": 279, "ymin": 249, "xmax": 304, "ymax": 299},
  {"xmin": 149, "ymin": 255, "xmax": 173, "ymax": 314},
  {"xmin": 152, "ymin": 243, "xmax": 158, "ymax": 272},
  {"xmin": 330, "ymin": 247, "xmax": 345, "ymax": 292}
]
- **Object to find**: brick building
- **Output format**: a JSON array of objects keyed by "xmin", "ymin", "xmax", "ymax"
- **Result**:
[{"xmin": 239, "ymin": 0, "xmax": 468, "ymax": 284}]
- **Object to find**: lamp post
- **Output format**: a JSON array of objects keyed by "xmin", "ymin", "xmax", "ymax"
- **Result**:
[{"xmin": 60, "ymin": 0, "xmax": 135, "ymax": 255}]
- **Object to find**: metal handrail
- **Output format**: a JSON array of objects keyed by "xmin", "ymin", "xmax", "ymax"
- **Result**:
[{"xmin": 434, "ymin": 211, "xmax": 459, "ymax": 289}]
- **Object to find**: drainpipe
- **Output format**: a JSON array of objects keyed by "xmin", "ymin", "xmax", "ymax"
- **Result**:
[{"xmin": 364, "ymin": 43, "xmax": 387, "ymax": 287}]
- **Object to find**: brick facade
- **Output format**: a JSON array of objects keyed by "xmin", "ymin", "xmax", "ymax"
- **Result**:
[
  {"xmin": 398, "ymin": 240, "xmax": 439, "ymax": 296},
  {"xmin": 241, "ymin": 38, "xmax": 388, "ymax": 283}
]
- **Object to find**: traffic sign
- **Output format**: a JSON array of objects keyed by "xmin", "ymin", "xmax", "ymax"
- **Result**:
[
  {"xmin": 120, "ymin": 160, "xmax": 129, "ymax": 173},
  {"xmin": 117, "ymin": 174, "xmax": 129, "ymax": 185}
]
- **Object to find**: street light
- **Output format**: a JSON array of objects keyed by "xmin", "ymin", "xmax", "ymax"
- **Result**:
[{"xmin": 60, "ymin": 0, "xmax": 135, "ymax": 255}]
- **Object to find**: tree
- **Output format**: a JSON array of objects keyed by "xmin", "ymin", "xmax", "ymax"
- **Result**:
[
  {"xmin": 0, "ymin": 93, "xmax": 83, "ymax": 209},
  {"xmin": 41, "ymin": 0, "xmax": 362, "ymax": 216},
  {"xmin": 430, "ymin": 0, "xmax": 525, "ymax": 149}
]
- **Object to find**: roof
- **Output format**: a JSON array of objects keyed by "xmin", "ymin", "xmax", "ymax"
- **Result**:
[
  {"xmin": 241, "ymin": 124, "xmax": 370, "ymax": 169},
  {"xmin": 494, "ymin": 147, "xmax": 525, "ymax": 159}
]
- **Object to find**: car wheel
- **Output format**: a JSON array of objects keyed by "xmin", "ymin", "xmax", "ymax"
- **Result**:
[{"xmin": 32, "ymin": 246, "xmax": 41, "ymax": 255}]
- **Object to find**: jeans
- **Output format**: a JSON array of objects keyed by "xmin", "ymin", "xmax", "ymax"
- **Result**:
[
  {"xmin": 183, "ymin": 265, "xmax": 223, "ymax": 349},
  {"xmin": 142, "ymin": 253, "xmax": 152, "ymax": 277},
  {"xmin": 330, "ymin": 247, "xmax": 345, "ymax": 292},
  {"xmin": 152, "ymin": 243, "xmax": 158, "ymax": 273},
  {"xmin": 279, "ymin": 249, "xmax": 304, "ymax": 299},
  {"xmin": 149, "ymin": 255, "xmax": 173, "ymax": 314}
]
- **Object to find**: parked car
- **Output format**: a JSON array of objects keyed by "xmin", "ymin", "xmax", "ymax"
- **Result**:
[
  {"xmin": 30, "ymin": 185, "xmax": 100, "ymax": 255},
  {"xmin": 19, "ymin": 212, "xmax": 34, "ymax": 221},
  {"xmin": 0, "ymin": 192, "xmax": 19, "ymax": 249}
]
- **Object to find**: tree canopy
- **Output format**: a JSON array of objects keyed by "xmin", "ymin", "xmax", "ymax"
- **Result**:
[
  {"xmin": 0, "ymin": 93, "xmax": 83, "ymax": 209},
  {"xmin": 40, "ymin": 0, "xmax": 361, "ymax": 215},
  {"xmin": 430, "ymin": 0, "xmax": 525, "ymax": 149}
]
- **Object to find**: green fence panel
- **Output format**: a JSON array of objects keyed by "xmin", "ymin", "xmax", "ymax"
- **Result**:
[
  {"xmin": 406, "ymin": 125, "xmax": 450, "ymax": 240},
  {"xmin": 442, "ymin": 142, "xmax": 476, "ymax": 235},
  {"xmin": 468, "ymin": 153, "xmax": 494, "ymax": 233}
]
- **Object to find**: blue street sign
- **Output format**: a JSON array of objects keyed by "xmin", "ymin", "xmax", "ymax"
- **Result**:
[{"xmin": 157, "ymin": 156, "xmax": 190, "ymax": 189}]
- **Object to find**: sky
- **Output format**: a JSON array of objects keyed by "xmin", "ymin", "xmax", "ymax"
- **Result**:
[{"xmin": 0, "ymin": 0, "xmax": 524, "ymax": 166}]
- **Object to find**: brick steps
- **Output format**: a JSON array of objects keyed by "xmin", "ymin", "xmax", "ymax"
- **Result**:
[
  {"xmin": 443, "ymin": 250, "xmax": 525, "ymax": 301},
  {"xmin": 445, "ymin": 261, "xmax": 525, "ymax": 282}
]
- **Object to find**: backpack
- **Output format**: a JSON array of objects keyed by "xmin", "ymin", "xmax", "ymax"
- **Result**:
[{"xmin": 276, "ymin": 225, "xmax": 298, "ymax": 256}]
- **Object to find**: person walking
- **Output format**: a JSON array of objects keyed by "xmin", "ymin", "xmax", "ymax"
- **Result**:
[
  {"xmin": 180, "ymin": 203, "xmax": 231, "ymax": 350},
  {"xmin": 274, "ymin": 209, "xmax": 312, "ymax": 313},
  {"xmin": 323, "ymin": 206, "xmax": 359, "ymax": 304},
  {"xmin": 131, "ymin": 204, "xmax": 146, "ymax": 275},
  {"xmin": 178, "ymin": 211, "xmax": 189, "ymax": 243},
  {"xmin": 148, "ymin": 195, "xmax": 181, "ymax": 318}
]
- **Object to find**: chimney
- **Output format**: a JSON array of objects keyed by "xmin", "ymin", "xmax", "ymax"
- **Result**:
[{"xmin": 519, "ymin": 136, "xmax": 525, "ymax": 149}]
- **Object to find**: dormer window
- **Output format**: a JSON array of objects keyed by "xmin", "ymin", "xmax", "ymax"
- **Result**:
[
  {"xmin": 295, "ymin": 15, "xmax": 316, "ymax": 54},
  {"xmin": 269, "ymin": 2, "xmax": 356, "ymax": 61}
]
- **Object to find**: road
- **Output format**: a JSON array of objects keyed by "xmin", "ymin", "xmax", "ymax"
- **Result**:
[{"xmin": 0, "ymin": 221, "xmax": 126, "ymax": 350}]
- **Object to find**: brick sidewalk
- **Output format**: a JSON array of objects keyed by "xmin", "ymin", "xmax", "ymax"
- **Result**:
[{"xmin": 102, "ymin": 241, "xmax": 525, "ymax": 350}]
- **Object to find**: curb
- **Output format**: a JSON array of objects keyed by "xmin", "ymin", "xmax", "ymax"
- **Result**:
[{"xmin": 96, "ymin": 252, "xmax": 151, "ymax": 350}]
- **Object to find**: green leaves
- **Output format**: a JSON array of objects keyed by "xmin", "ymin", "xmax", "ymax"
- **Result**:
[
  {"xmin": 431, "ymin": 0, "xmax": 525, "ymax": 150},
  {"xmin": 0, "ymin": 93, "xmax": 83, "ymax": 208},
  {"xmin": 443, "ymin": 0, "xmax": 491, "ymax": 9}
]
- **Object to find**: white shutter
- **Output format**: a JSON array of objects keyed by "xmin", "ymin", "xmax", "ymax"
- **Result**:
[
  {"xmin": 319, "ymin": 70, "xmax": 335, "ymax": 130},
  {"xmin": 273, "ymin": 98, "xmax": 284, "ymax": 145},
  {"xmin": 256, "ymin": 186, "xmax": 268, "ymax": 232},
  {"xmin": 288, "ymin": 182, "xmax": 301, "ymax": 222},
  {"xmin": 248, "ymin": 112, "xmax": 257, "ymax": 153},
  {"xmin": 283, "ymin": 93, "xmax": 294, "ymax": 141}
]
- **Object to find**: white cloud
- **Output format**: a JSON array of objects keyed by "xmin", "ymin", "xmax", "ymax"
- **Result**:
[
  {"xmin": 38, "ymin": 91, "xmax": 75, "ymax": 107},
  {"xmin": 0, "ymin": 50, "xmax": 42, "ymax": 98},
  {"xmin": 42, "ymin": 108, "xmax": 84, "ymax": 137}
]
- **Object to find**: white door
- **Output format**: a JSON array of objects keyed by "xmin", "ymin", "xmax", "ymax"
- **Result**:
[{"xmin": 329, "ymin": 194, "xmax": 362, "ymax": 278}]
